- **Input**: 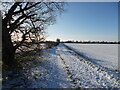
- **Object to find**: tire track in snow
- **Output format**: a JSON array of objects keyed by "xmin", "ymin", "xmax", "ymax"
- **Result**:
[
  {"xmin": 64, "ymin": 44, "xmax": 120, "ymax": 81},
  {"xmin": 64, "ymin": 44, "xmax": 120, "ymax": 83},
  {"xmin": 58, "ymin": 54, "xmax": 81, "ymax": 88},
  {"xmin": 56, "ymin": 44, "xmax": 120, "ymax": 88},
  {"xmin": 26, "ymin": 47, "xmax": 74, "ymax": 88}
]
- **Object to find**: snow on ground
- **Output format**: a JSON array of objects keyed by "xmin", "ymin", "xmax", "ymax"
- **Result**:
[
  {"xmin": 56, "ymin": 44, "xmax": 119, "ymax": 88},
  {"xmin": 27, "ymin": 43, "xmax": 120, "ymax": 88},
  {"xmin": 3, "ymin": 46, "xmax": 73, "ymax": 88},
  {"xmin": 3, "ymin": 43, "xmax": 120, "ymax": 88},
  {"xmin": 27, "ymin": 46, "xmax": 73, "ymax": 88},
  {"xmin": 64, "ymin": 43, "xmax": 118, "ymax": 70}
]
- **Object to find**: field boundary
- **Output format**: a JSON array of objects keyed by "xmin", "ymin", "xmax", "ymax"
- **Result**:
[{"xmin": 63, "ymin": 43, "xmax": 120, "ymax": 84}]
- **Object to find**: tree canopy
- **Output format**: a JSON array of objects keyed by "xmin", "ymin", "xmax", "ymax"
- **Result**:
[{"xmin": 2, "ymin": 1, "xmax": 65, "ymax": 67}]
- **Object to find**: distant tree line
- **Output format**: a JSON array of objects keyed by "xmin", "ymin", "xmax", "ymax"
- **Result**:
[
  {"xmin": 16, "ymin": 40, "xmax": 119, "ymax": 44},
  {"xmin": 61, "ymin": 40, "xmax": 120, "ymax": 44}
]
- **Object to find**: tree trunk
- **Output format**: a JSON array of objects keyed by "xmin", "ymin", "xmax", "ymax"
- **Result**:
[{"xmin": 2, "ymin": 20, "xmax": 16, "ymax": 69}]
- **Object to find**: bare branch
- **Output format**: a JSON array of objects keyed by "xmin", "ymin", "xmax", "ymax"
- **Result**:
[
  {"xmin": 3, "ymin": 2, "xmax": 21, "ymax": 21},
  {"xmin": 13, "ymin": 2, "xmax": 42, "ymax": 15},
  {"xmin": 9, "ymin": 14, "xmax": 36, "ymax": 33}
]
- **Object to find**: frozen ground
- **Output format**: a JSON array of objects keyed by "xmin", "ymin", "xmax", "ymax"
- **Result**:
[
  {"xmin": 3, "ymin": 43, "xmax": 120, "ymax": 88},
  {"xmin": 65, "ymin": 43, "xmax": 118, "ymax": 70},
  {"xmin": 27, "ymin": 46, "xmax": 73, "ymax": 88},
  {"xmin": 56, "ymin": 44, "xmax": 119, "ymax": 88}
]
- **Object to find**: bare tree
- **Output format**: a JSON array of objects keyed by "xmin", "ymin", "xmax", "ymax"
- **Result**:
[{"xmin": 2, "ymin": 1, "xmax": 65, "ymax": 68}]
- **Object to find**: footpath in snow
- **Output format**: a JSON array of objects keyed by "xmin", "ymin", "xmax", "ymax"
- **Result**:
[
  {"xmin": 56, "ymin": 44, "xmax": 120, "ymax": 88},
  {"xmin": 27, "ymin": 45, "xmax": 74, "ymax": 88},
  {"xmin": 3, "ymin": 43, "xmax": 120, "ymax": 88},
  {"xmin": 27, "ymin": 43, "xmax": 120, "ymax": 88}
]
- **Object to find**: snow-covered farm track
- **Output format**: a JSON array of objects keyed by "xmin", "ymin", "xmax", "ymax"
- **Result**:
[
  {"xmin": 56, "ymin": 44, "xmax": 120, "ymax": 88},
  {"xmin": 58, "ymin": 54, "xmax": 80, "ymax": 88},
  {"xmin": 4, "ymin": 43, "xmax": 119, "ymax": 88}
]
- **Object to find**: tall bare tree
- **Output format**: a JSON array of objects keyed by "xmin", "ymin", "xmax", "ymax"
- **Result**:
[{"xmin": 2, "ymin": 1, "xmax": 65, "ymax": 68}]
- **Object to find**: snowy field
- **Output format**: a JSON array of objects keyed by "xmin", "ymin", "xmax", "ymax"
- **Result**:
[
  {"xmin": 26, "ymin": 44, "xmax": 120, "ymax": 88},
  {"xmin": 64, "ymin": 43, "xmax": 118, "ymax": 70},
  {"xmin": 3, "ymin": 43, "xmax": 120, "ymax": 88}
]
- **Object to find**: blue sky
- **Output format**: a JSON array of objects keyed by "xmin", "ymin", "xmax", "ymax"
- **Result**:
[{"xmin": 46, "ymin": 2, "xmax": 118, "ymax": 41}]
